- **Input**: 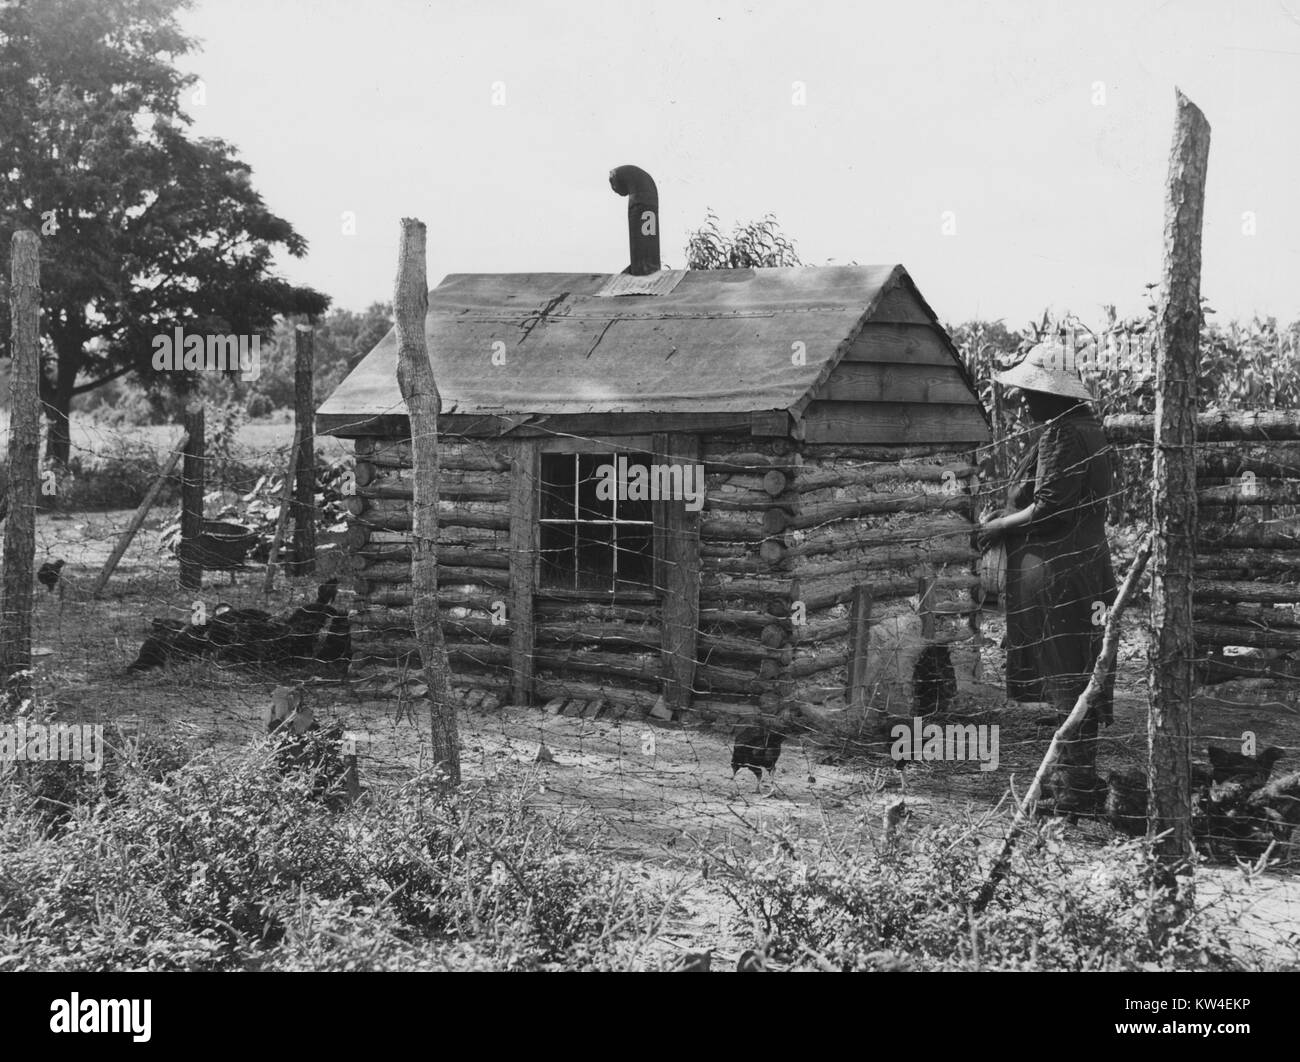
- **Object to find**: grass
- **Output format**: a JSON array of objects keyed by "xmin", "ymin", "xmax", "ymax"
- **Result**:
[{"xmin": 0, "ymin": 724, "xmax": 1283, "ymax": 971}]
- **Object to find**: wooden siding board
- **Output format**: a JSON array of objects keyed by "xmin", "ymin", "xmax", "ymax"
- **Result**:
[
  {"xmin": 814, "ymin": 361, "xmax": 980, "ymax": 405},
  {"xmin": 802, "ymin": 401, "xmax": 992, "ymax": 444}
]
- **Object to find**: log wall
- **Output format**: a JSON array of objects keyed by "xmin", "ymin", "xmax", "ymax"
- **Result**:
[
  {"xmin": 1104, "ymin": 426, "xmax": 1300, "ymax": 665},
  {"xmin": 693, "ymin": 434, "xmax": 980, "ymax": 726},
  {"xmin": 345, "ymin": 428, "xmax": 982, "ymax": 726}
]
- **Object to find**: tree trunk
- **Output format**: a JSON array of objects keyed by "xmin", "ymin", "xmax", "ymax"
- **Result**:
[
  {"xmin": 393, "ymin": 218, "xmax": 459, "ymax": 786},
  {"xmin": 1148, "ymin": 89, "xmax": 1210, "ymax": 897},
  {"xmin": 1, "ymin": 231, "xmax": 41, "ymax": 695},
  {"xmin": 179, "ymin": 404, "xmax": 205, "ymax": 591},
  {"xmin": 42, "ymin": 366, "xmax": 77, "ymax": 469}
]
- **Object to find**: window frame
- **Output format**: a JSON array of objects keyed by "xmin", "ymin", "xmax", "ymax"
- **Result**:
[{"xmin": 533, "ymin": 435, "xmax": 666, "ymax": 603}]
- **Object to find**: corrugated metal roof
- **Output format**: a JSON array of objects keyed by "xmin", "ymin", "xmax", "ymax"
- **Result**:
[{"xmin": 317, "ymin": 264, "xmax": 953, "ymax": 424}]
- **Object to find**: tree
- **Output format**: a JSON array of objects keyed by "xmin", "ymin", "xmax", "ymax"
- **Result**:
[
  {"xmin": 684, "ymin": 210, "xmax": 802, "ymax": 269},
  {"xmin": 252, "ymin": 303, "xmax": 394, "ymax": 411},
  {"xmin": 0, "ymin": 0, "xmax": 328, "ymax": 464}
]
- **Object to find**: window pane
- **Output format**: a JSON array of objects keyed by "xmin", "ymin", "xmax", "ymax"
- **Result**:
[
  {"xmin": 540, "ymin": 453, "xmax": 576, "ymax": 521},
  {"xmin": 575, "ymin": 522, "xmax": 615, "ymax": 592},
  {"xmin": 576, "ymin": 452, "xmax": 612, "ymax": 522},
  {"xmin": 537, "ymin": 450, "xmax": 657, "ymax": 597},
  {"xmin": 615, "ymin": 525, "xmax": 654, "ymax": 590},
  {"xmin": 540, "ymin": 521, "xmax": 576, "ymax": 589}
]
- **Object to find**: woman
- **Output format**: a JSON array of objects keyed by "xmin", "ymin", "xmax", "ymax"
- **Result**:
[{"xmin": 977, "ymin": 341, "xmax": 1118, "ymax": 813}]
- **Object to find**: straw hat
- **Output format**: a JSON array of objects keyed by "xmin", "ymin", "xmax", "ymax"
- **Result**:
[{"xmin": 994, "ymin": 340, "xmax": 1094, "ymax": 402}]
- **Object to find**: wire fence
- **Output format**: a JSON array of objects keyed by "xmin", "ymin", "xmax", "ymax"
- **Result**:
[{"xmin": 4, "ymin": 394, "xmax": 1300, "ymax": 968}]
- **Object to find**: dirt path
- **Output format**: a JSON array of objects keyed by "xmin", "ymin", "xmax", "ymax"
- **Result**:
[{"xmin": 19, "ymin": 510, "xmax": 1300, "ymax": 965}]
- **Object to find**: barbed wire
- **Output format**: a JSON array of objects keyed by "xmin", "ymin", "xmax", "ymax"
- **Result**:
[{"xmin": 3, "ymin": 395, "xmax": 1300, "ymax": 965}]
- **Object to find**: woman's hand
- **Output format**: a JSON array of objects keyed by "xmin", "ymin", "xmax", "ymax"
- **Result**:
[{"xmin": 976, "ymin": 516, "xmax": 1006, "ymax": 553}]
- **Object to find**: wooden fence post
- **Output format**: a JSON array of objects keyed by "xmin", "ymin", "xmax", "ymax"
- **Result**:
[
  {"xmin": 0, "ymin": 230, "xmax": 40, "ymax": 694},
  {"xmin": 393, "ymin": 217, "xmax": 459, "ymax": 786},
  {"xmin": 847, "ymin": 583, "xmax": 873, "ymax": 709},
  {"xmin": 1149, "ymin": 88, "xmax": 1210, "ymax": 892},
  {"xmin": 290, "ymin": 323, "xmax": 316, "ymax": 577},
  {"xmin": 91, "ymin": 432, "xmax": 190, "ymax": 598},
  {"xmin": 179, "ymin": 403, "xmax": 205, "ymax": 591},
  {"xmin": 262, "ymin": 433, "xmax": 301, "ymax": 595}
]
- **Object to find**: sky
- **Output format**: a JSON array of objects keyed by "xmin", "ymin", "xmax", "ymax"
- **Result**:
[{"xmin": 175, "ymin": 0, "xmax": 1300, "ymax": 329}]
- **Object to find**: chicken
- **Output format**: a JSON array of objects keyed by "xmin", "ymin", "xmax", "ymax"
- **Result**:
[
  {"xmin": 126, "ymin": 582, "xmax": 349, "ymax": 674},
  {"xmin": 208, "ymin": 604, "xmax": 281, "ymax": 663},
  {"xmin": 279, "ymin": 580, "xmax": 348, "ymax": 665},
  {"xmin": 126, "ymin": 618, "xmax": 211, "ymax": 672},
  {"xmin": 37, "ymin": 559, "xmax": 65, "ymax": 593},
  {"xmin": 731, "ymin": 725, "xmax": 783, "ymax": 792},
  {"xmin": 1207, "ymin": 745, "xmax": 1285, "ymax": 789}
]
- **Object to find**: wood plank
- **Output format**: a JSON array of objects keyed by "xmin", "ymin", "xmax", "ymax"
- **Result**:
[
  {"xmin": 1105, "ymin": 410, "xmax": 1300, "ymax": 444},
  {"xmin": 814, "ymin": 361, "xmax": 978, "ymax": 405},
  {"xmin": 533, "ymin": 679, "xmax": 660, "ymax": 716},
  {"xmin": 356, "ymin": 437, "xmax": 511, "ymax": 471},
  {"xmin": 538, "ymin": 434, "xmax": 655, "ymax": 454},
  {"xmin": 750, "ymin": 411, "xmax": 791, "ymax": 437},
  {"xmin": 1194, "ymin": 622, "xmax": 1300, "ymax": 651},
  {"xmin": 1193, "ymin": 602, "xmax": 1300, "ymax": 629},
  {"xmin": 543, "ymin": 697, "xmax": 566, "ymax": 715},
  {"xmin": 563, "ymin": 699, "xmax": 588, "ymax": 718},
  {"xmin": 801, "ymin": 401, "xmax": 991, "ymax": 445},
  {"xmin": 1198, "ymin": 480, "xmax": 1300, "ymax": 506},
  {"xmin": 793, "ymin": 490, "xmax": 971, "ymax": 529},
  {"xmin": 867, "ymin": 287, "xmax": 932, "ymax": 325},
  {"xmin": 794, "ymin": 462, "xmax": 977, "ymax": 492},
  {"xmin": 658, "ymin": 432, "xmax": 702, "ymax": 712},
  {"xmin": 1194, "ymin": 580, "xmax": 1300, "ymax": 605},
  {"xmin": 1193, "ymin": 548, "xmax": 1300, "ymax": 573},
  {"xmin": 847, "ymin": 584, "xmax": 872, "ymax": 710},
  {"xmin": 319, "ymin": 411, "xmax": 753, "ymax": 439},
  {"xmin": 582, "ymin": 698, "xmax": 605, "ymax": 719},
  {"xmin": 508, "ymin": 439, "xmax": 539, "ymax": 706},
  {"xmin": 842, "ymin": 323, "xmax": 959, "ymax": 366}
]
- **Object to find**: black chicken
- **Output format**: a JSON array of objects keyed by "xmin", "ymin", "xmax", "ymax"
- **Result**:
[
  {"xmin": 208, "ymin": 604, "xmax": 281, "ymax": 663},
  {"xmin": 126, "ymin": 582, "xmax": 349, "ymax": 674},
  {"xmin": 279, "ymin": 580, "xmax": 348, "ymax": 665},
  {"xmin": 127, "ymin": 618, "xmax": 211, "ymax": 671},
  {"xmin": 37, "ymin": 559, "xmax": 65, "ymax": 593},
  {"xmin": 731, "ymin": 725, "xmax": 783, "ymax": 792},
  {"xmin": 1207, "ymin": 745, "xmax": 1285, "ymax": 789}
]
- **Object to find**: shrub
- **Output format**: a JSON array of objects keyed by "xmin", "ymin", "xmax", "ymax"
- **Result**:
[
  {"xmin": 719, "ymin": 821, "xmax": 1256, "ymax": 971},
  {"xmin": 0, "ymin": 734, "xmax": 664, "ymax": 971}
]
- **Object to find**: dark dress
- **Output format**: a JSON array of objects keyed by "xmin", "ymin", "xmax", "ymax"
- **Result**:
[{"xmin": 1004, "ymin": 408, "xmax": 1119, "ymax": 724}]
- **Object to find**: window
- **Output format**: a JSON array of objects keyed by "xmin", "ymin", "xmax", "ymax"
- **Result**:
[{"xmin": 539, "ymin": 451, "xmax": 655, "ymax": 595}]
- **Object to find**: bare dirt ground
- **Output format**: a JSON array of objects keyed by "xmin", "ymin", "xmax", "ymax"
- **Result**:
[{"xmin": 22, "ymin": 509, "xmax": 1300, "ymax": 968}]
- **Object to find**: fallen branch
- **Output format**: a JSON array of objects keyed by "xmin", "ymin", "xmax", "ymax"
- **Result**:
[{"xmin": 974, "ymin": 530, "xmax": 1154, "ymax": 914}]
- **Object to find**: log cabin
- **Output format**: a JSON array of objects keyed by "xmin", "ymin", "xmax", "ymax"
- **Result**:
[{"xmin": 316, "ymin": 169, "xmax": 993, "ymax": 728}]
